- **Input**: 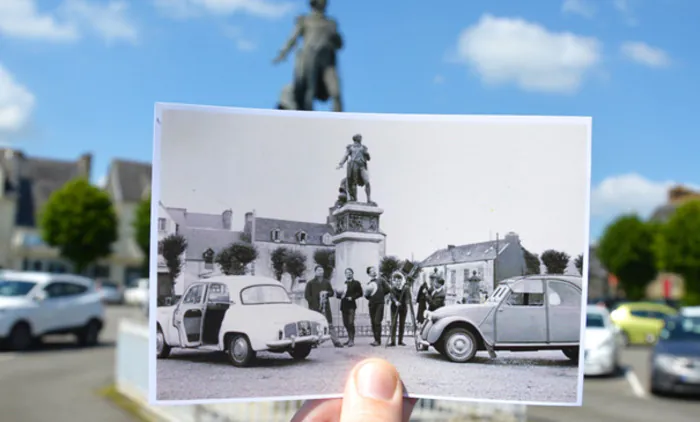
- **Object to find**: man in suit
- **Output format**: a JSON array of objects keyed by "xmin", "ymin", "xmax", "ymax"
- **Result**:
[
  {"xmin": 426, "ymin": 276, "xmax": 447, "ymax": 311},
  {"xmin": 363, "ymin": 266, "xmax": 390, "ymax": 346},
  {"xmin": 335, "ymin": 268, "xmax": 363, "ymax": 347},
  {"xmin": 388, "ymin": 272, "xmax": 411, "ymax": 347},
  {"xmin": 305, "ymin": 265, "xmax": 343, "ymax": 348}
]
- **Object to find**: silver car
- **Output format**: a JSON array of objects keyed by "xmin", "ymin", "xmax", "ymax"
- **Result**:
[{"xmin": 415, "ymin": 275, "xmax": 583, "ymax": 363}]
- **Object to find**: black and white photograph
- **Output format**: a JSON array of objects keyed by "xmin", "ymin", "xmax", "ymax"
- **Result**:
[{"xmin": 149, "ymin": 104, "xmax": 592, "ymax": 406}]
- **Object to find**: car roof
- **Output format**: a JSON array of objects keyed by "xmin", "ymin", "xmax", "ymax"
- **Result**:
[
  {"xmin": 621, "ymin": 301, "xmax": 676, "ymax": 312},
  {"xmin": 0, "ymin": 270, "xmax": 94, "ymax": 286},
  {"xmin": 194, "ymin": 275, "xmax": 284, "ymax": 292},
  {"xmin": 501, "ymin": 274, "xmax": 583, "ymax": 289}
]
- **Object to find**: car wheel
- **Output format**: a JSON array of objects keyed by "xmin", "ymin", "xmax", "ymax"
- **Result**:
[
  {"xmin": 289, "ymin": 344, "xmax": 312, "ymax": 360},
  {"xmin": 442, "ymin": 328, "xmax": 477, "ymax": 363},
  {"xmin": 562, "ymin": 347, "xmax": 580, "ymax": 363},
  {"xmin": 156, "ymin": 327, "xmax": 171, "ymax": 359},
  {"xmin": 8, "ymin": 322, "xmax": 33, "ymax": 351},
  {"xmin": 227, "ymin": 334, "xmax": 256, "ymax": 367},
  {"xmin": 77, "ymin": 319, "xmax": 101, "ymax": 347}
]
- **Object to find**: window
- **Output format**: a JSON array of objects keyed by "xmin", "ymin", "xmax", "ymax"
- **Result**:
[
  {"xmin": 158, "ymin": 242, "xmax": 164, "ymax": 254},
  {"xmin": 240, "ymin": 285, "xmax": 292, "ymax": 305},
  {"xmin": 322, "ymin": 233, "xmax": 332, "ymax": 245},
  {"xmin": 158, "ymin": 218, "xmax": 167, "ymax": 231},
  {"xmin": 63, "ymin": 282, "xmax": 88, "ymax": 296},
  {"xmin": 586, "ymin": 313, "xmax": 607, "ymax": 328},
  {"xmin": 296, "ymin": 231, "xmax": 307, "ymax": 244},
  {"xmin": 0, "ymin": 280, "xmax": 37, "ymax": 297},
  {"xmin": 182, "ymin": 284, "xmax": 205, "ymax": 304},
  {"xmin": 547, "ymin": 280, "xmax": 580, "ymax": 307},
  {"xmin": 630, "ymin": 309, "xmax": 650, "ymax": 318},
  {"xmin": 207, "ymin": 283, "xmax": 230, "ymax": 304},
  {"xmin": 271, "ymin": 229, "xmax": 281, "ymax": 242},
  {"xmin": 506, "ymin": 279, "xmax": 544, "ymax": 306}
]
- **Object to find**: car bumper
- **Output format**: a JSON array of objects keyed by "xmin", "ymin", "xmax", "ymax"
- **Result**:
[
  {"xmin": 584, "ymin": 347, "xmax": 616, "ymax": 376},
  {"xmin": 652, "ymin": 369, "xmax": 700, "ymax": 395},
  {"xmin": 266, "ymin": 334, "xmax": 330, "ymax": 349}
]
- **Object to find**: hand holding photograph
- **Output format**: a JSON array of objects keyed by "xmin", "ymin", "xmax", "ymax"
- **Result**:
[{"xmin": 149, "ymin": 103, "xmax": 592, "ymax": 407}]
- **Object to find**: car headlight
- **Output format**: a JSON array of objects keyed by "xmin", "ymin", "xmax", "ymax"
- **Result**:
[{"xmin": 655, "ymin": 354, "xmax": 692, "ymax": 371}]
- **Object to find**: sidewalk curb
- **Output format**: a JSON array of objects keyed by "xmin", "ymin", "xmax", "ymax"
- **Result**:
[{"xmin": 116, "ymin": 384, "xmax": 181, "ymax": 422}]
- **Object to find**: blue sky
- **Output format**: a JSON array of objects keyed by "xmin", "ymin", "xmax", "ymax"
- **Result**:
[{"xmin": 0, "ymin": 0, "xmax": 698, "ymax": 244}]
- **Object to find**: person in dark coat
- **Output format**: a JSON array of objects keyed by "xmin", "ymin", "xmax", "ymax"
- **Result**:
[
  {"xmin": 426, "ymin": 277, "xmax": 447, "ymax": 311},
  {"xmin": 388, "ymin": 272, "xmax": 411, "ymax": 346},
  {"xmin": 305, "ymin": 265, "xmax": 343, "ymax": 347},
  {"xmin": 363, "ymin": 266, "xmax": 390, "ymax": 346},
  {"xmin": 335, "ymin": 268, "xmax": 363, "ymax": 347},
  {"xmin": 415, "ymin": 274, "xmax": 434, "ymax": 325}
]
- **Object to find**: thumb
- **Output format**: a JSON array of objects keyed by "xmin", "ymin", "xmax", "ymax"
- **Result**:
[{"xmin": 339, "ymin": 359, "xmax": 404, "ymax": 422}]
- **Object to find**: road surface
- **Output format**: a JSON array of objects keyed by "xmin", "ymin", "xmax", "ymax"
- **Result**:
[
  {"xmin": 157, "ymin": 340, "xmax": 579, "ymax": 404},
  {"xmin": 0, "ymin": 306, "xmax": 142, "ymax": 422}
]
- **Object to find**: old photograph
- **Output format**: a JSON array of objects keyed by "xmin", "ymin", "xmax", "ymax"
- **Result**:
[{"xmin": 149, "ymin": 104, "xmax": 592, "ymax": 406}]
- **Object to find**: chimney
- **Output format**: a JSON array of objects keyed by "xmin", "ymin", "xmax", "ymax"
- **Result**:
[
  {"xmin": 243, "ymin": 211, "xmax": 254, "ymax": 234},
  {"xmin": 222, "ymin": 209, "xmax": 233, "ymax": 230},
  {"xmin": 78, "ymin": 153, "xmax": 92, "ymax": 179},
  {"xmin": 447, "ymin": 244, "xmax": 455, "ymax": 250}
]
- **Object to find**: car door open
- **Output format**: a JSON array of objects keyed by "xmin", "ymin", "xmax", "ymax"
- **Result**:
[{"xmin": 173, "ymin": 283, "xmax": 207, "ymax": 347}]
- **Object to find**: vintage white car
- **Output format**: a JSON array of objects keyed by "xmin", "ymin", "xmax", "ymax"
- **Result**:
[{"xmin": 156, "ymin": 275, "xmax": 331, "ymax": 367}]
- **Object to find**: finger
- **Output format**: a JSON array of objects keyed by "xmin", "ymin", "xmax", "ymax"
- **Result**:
[
  {"xmin": 290, "ymin": 399, "xmax": 342, "ymax": 422},
  {"xmin": 339, "ymin": 358, "xmax": 405, "ymax": 422}
]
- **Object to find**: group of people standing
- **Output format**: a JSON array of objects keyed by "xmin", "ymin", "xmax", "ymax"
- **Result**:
[{"xmin": 303, "ymin": 264, "xmax": 448, "ymax": 348}]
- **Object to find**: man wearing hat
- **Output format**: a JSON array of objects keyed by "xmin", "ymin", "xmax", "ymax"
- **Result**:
[{"xmin": 426, "ymin": 275, "xmax": 447, "ymax": 312}]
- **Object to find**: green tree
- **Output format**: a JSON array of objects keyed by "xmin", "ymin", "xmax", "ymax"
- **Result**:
[
  {"xmin": 40, "ymin": 178, "xmax": 118, "ymax": 273},
  {"xmin": 313, "ymin": 248, "xmax": 335, "ymax": 279},
  {"xmin": 655, "ymin": 200, "xmax": 700, "ymax": 305},
  {"xmin": 285, "ymin": 250, "xmax": 308, "ymax": 282},
  {"xmin": 522, "ymin": 247, "xmax": 541, "ymax": 275},
  {"xmin": 215, "ymin": 242, "xmax": 259, "ymax": 275},
  {"xmin": 133, "ymin": 195, "xmax": 151, "ymax": 276},
  {"xmin": 159, "ymin": 234, "xmax": 187, "ymax": 292},
  {"xmin": 597, "ymin": 215, "xmax": 657, "ymax": 300},
  {"xmin": 574, "ymin": 254, "xmax": 584, "ymax": 276},
  {"xmin": 379, "ymin": 255, "xmax": 401, "ymax": 280},
  {"xmin": 541, "ymin": 249, "xmax": 570, "ymax": 275}
]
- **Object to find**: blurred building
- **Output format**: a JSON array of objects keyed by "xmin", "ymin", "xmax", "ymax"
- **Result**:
[
  {"xmin": 650, "ymin": 185, "xmax": 700, "ymax": 223},
  {"xmin": 587, "ymin": 244, "xmax": 609, "ymax": 299}
]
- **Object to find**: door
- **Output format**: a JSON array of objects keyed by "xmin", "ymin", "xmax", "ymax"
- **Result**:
[
  {"xmin": 546, "ymin": 279, "xmax": 582, "ymax": 343},
  {"xmin": 495, "ymin": 279, "xmax": 547, "ymax": 343},
  {"xmin": 60, "ymin": 281, "xmax": 92, "ymax": 327},
  {"xmin": 38, "ymin": 282, "xmax": 71, "ymax": 333},
  {"xmin": 173, "ymin": 283, "xmax": 207, "ymax": 347}
]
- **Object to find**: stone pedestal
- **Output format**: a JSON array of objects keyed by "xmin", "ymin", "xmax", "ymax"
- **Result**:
[{"xmin": 328, "ymin": 203, "xmax": 385, "ymax": 334}]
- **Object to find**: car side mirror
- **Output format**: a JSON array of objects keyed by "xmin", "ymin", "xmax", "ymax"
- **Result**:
[{"xmin": 34, "ymin": 291, "xmax": 47, "ymax": 302}]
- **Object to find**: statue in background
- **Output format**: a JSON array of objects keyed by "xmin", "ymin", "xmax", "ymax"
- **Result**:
[
  {"xmin": 273, "ymin": 0, "xmax": 344, "ymax": 112},
  {"xmin": 336, "ymin": 134, "xmax": 375, "ymax": 205}
]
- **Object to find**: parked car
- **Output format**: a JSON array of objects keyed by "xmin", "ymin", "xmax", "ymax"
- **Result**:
[
  {"xmin": 155, "ymin": 275, "xmax": 331, "ymax": 367},
  {"xmin": 0, "ymin": 270, "xmax": 104, "ymax": 351},
  {"xmin": 95, "ymin": 279, "xmax": 124, "ymax": 304},
  {"xmin": 584, "ymin": 305, "xmax": 621, "ymax": 376},
  {"xmin": 124, "ymin": 278, "xmax": 148, "ymax": 307},
  {"xmin": 650, "ymin": 314, "xmax": 700, "ymax": 396},
  {"xmin": 610, "ymin": 302, "xmax": 678, "ymax": 346},
  {"xmin": 680, "ymin": 307, "xmax": 700, "ymax": 318},
  {"xmin": 415, "ymin": 275, "xmax": 582, "ymax": 363}
]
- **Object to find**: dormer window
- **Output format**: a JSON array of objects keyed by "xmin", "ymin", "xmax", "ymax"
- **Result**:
[
  {"xmin": 271, "ymin": 229, "xmax": 281, "ymax": 242},
  {"xmin": 322, "ymin": 233, "xmax": 332, "ymax": 245},
  {"xmin": 202, "ymin": 248, "xmax": 215, "ymax": 270},
  {"xmin": 296, "ymin": 231, "xmax": 308, "ymax": 244}
]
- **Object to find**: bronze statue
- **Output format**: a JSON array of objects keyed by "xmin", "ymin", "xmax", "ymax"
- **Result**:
[
  {"xmin": 273, "ymin": 0, "xmax": 343, "ymax": 112},
  {"xmin": 336, "ymin": 134, "xmax": 375, "ymax": 205}
]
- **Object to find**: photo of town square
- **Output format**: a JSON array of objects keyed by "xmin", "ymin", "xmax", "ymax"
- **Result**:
[{"xmin": 151, "ymin": 105, "xmax": 591, "ymax": 405}]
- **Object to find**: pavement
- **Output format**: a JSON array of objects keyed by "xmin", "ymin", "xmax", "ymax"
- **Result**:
[
  {"xmin": 0, "ymin": 305, "xmax": 143, "ymax": 422},
  {"xmin": 156, "ymin": 340, "xmax": 580, "ymax": 404},
  {"xmin": 528, "ymin": 346, "xmax": 700, "ymax": 422}
]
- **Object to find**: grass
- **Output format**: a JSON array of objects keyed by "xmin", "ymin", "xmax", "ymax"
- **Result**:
[{"xmin": 98, "ymin": 384, "xmax": 158, "ymax": 422}]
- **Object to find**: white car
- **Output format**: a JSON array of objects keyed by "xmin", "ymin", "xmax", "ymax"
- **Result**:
[
  {"xmin": 124, "ymin": 278, "xmax": 148, "ymax": 307},
  {"xmin": 584, "ymin": 305, "xmax": 621, "ymax": 376},
  {"xmin": 680, "ymin": 306, "xmax": 700, "ymax": 317},
  {"xmin": 0, "ymin": 270, "xmax": 105, "ymax": 351},
  {"xmin": 156, "ymin": 275, "xmax": 331, "ymax": 367}
]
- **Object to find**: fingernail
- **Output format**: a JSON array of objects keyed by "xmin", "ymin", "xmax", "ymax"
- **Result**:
[{"xmin": 355, "ymin": 361, "xmax": 398, "ymax": 401}]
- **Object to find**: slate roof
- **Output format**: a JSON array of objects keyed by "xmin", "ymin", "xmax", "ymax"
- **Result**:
[
  {"xmin": 184, "ymin": 228, "xmax": 244, "ymax": 260},
  {"xmin": 420, "ymin": 240, "xmax": 512, "ymax": 267},
  {"xmin": 253, "ymin": 217, "xmax": 333, "ymax": 246},
  {"xmin": 164, "ymin": 207, "xmax": 226, "ymax": 230},
  {"xmin": 650, "ymin": 204, "xmax": 677, "ymax": 223},
  {"xmin": 108, "ymin": 159, "xmax": 151, "ymax": 203}
]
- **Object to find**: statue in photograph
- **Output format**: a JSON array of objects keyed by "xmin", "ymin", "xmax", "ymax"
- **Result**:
[
  {"xmin": 336, "ymin": 134, "xmax": 375, "ymax": 205},
  {"xmin": 273, "ymin": 0, "xmax": 344, "ymax": 112}
]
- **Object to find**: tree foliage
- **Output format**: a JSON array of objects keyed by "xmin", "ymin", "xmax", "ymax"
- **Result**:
[
  {"xmin": 654, "ymin": 200, "xmax": 700, "ymax": 305},
  {"xmin": 159, "ymin": 234, "xmax": 187, "ymax": 288},
  {"xmin": 133, "ymin": 195, "xmax": 151, "ymax": 276},
  {"xmin": 40, "ymin": 178, "xmax": 118, "ymax": 273},
  {"xmin": 597, "ymin": 215, "xmax": 657, "ymax": 300},
  {"xmin": 313, "ymin": 248, "xmax": 335, "ymax": 279},
  {"xmin": 270, "ymin": 247, "xmax": 308, "ymax": 281},
  {"xmin": 379, "ymin": 255, "xmax": 401, "ymax": 280},
  {"xmin": 574, "ymin": 254, "xmax": 584, "ymax": 276},
  {"xmin": 522, "ymin": 247, "xmax": 541, "ymax": 275},
  {"xmin": 215, "ymin": 242, "xmax": 259, "ymax": 275},
  {"xmin": 540, "ymin": 249, "xmax": 570, "ymax": 275},
  {"xmin": 270, "ymin": 247, "xmax": 289, "ymax": 280}
]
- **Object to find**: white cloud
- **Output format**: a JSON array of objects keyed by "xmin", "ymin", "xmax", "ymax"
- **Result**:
[
  {"xmin": 223, "ymin": 26, "xmax": 257, "ymax": 52},
  {"xmin": 0, "ymin": 0, "xmax": 137, "ymax": 44},
  {"xmin": 455, "ymin": 14, "xmax": 601, "ymax": 94},
  {"xmin": 154, "ymin": 0, "xmax": 295, "ymax": 19},
  {"xmin": 590, "ymin": 173, "xmax": 698, "ymax": 219},
  {"xmin": 621, "ymin": 42, "xmax": 671, "ymax": 68},
  {"xmin": 562, "ymin": 0, "xmax": 596, "ymax": 18},
  {"xmin": 0, "ymin": 64, "xmax": 35, "ymax": 136}
]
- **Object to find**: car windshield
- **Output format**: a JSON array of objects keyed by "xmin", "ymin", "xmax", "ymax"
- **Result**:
[
  {"xmin": 100, "ymin": 281, "xmax": 118, "ymax": 288},
  {"xmin": 0, "ymin": 280, "xmax": 37, "ymax": 297},
  {"xmin": 487, "ymin": 286, "xmax": 508, "ymax": 303},
  {"xmin": 587, "ymin": 313, "xmax": 606, "ymax": 328},
  {"xmin": 660, "ymin": 317, "xmax": 700, "ymax": 341},
  {"xmin": 240, "ymin": 285, "xmax": 292, "ymax": 305}
]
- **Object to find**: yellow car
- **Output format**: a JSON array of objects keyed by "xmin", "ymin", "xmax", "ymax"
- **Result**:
[{"xmin": 610, "ymin": 302, "xmax": 678, "ymax": 346}]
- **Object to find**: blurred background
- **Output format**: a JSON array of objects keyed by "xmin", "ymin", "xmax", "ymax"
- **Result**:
[{"xmin": 1, "ymin": 0, "xmax": 699, "ymax": 421}]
